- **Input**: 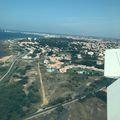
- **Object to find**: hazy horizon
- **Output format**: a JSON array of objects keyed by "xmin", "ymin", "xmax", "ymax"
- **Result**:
[{"xmin": 0, "ymin": 0, "xmax": 120, "ymax": 39}]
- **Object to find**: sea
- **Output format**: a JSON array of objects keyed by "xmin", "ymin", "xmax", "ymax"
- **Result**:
[
  {"xmin": 0, "ymin": 31, "xmax": 41, "ymax": 57},
  {"xmin": 0, "ymin": 31, "xmax": 41, "ymax": 40},
  {"xmin": 0, "ymin": 51, "xmax": 6, "ymax": 57}
]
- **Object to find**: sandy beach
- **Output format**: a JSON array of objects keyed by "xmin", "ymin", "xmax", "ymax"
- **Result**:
[{"xmin": 0, "ymin": 55, "xmax": 13, "ymax": 62}]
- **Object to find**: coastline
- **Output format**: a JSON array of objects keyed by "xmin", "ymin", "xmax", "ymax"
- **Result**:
[{"xmin": 0, "ymin": 40, "xmax": 10, "ymax": 58}]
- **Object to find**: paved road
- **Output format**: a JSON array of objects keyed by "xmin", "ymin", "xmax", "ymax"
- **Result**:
[
  {"xmin": 24, "ymin": 92, "xmax": 91, "ymax": 120},
  {"xmin": 0, "ymin": 54, "xmax": 22, "ymax": 81},
  {"xmin": 24, "ymin": 98, "xmax": 79, "ymax": 120}
]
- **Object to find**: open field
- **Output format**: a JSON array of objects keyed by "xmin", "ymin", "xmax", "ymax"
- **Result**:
[{"xmin": 30, "ymin": 97, "xmax": 107, "ymax": 120}]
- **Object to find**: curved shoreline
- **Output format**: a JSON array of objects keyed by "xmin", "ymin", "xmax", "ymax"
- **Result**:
[{"xmin": 0, "ymin": 40, "xmax": 10, "ymax": 58}]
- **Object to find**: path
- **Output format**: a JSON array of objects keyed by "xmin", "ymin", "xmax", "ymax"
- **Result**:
[{"xmin": 38, "ymin": 62, "xmax": 48, "ymax": 105}]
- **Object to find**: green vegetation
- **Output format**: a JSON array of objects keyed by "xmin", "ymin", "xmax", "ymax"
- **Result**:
[
  {"xmin": 16, "ymin": 65, "xmax": 32, "ymax": 75},
  {"xmin": 49, "ymin": 97, "xmax": 65, "ymax": 106},
  {"xmin": 0, "ymin": 66, "xmax": 9, "ymax": 71},
  {"xmin": 56, "ymin": 105, "xmax": 65, "ymax": 113},
  {"xmin": 0, "ymin": 81, "xmax": 40, "ymax": 120},
  {"xmin": 90, "ymin": 77, "xmax": 115, "ymax": 88},
  {"xmin": 95, "ymin": 91, "xmax": 107, "ymax": 103},
  {"xmin": 0, "ymin": 62, "xmax": 4, "ymax": 65},
  {"xmin": 47, "ymin": 50, "xmax": 53, "ymax": 56},
  {"xmin": 0, "ymin": 65, "xmax": 9, "ymax": 76},
  {"xmin": 0, "ymin": 83, "xmax": 27, "ymax": 120},
  {"xmin": 67, "ymin": 67, "xmax": 103, "ymax": 76},
  {"xmin": 28, "ymin": 89, "xmax": 40, "ymax": 103}
]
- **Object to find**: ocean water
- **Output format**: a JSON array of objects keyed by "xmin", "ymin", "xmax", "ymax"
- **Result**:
[
  {"xmin": 0, "ymin": 31, "xmax": 41, "ymax": 57},
  {"xmin": 0, "ymin": 31, "xmax": 40, "ymax": 40},
  {"xmin": 0, "ymin": 50, "xmax": 6, "ymax": 57}
]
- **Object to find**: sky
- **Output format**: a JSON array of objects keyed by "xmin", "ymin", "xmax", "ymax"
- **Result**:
[{"xmin": 0, "ymin": 0, "xmax": 120, "ymax": 38}]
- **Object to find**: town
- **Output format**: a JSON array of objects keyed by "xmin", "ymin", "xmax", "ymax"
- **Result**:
[
  {"xmin": 0, "ymin": 36, "xmax": 119, "ymax": 120},
  {"xmin": 17, "ymin": 37, "xmax": 120, "ymax": 74}
]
